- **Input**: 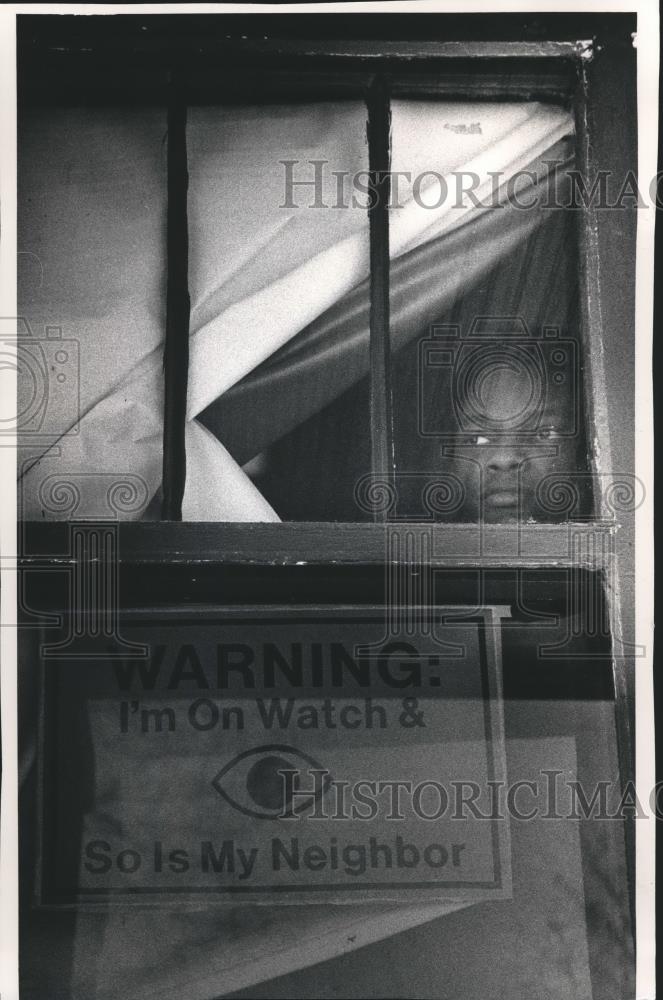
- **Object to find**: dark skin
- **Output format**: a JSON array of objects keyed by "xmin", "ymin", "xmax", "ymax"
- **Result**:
[{"xmin": 443, "ymin": 364, "xmax": 583, "ymax": 523}]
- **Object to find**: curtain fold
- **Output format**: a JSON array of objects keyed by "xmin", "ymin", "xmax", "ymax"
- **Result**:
[
  {"xmin": 185, "ymin": 106, "xmax": 573, "ymax": 420},
  {"xmin": 200, "ymin": 144, "xmax": 573, "ymax": 466}
]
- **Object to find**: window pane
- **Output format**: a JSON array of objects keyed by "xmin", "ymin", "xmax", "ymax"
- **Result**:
[
  {"xmin": 17, "ymin": 106, "xmax": 168, "ymax": 522},
  {"xmin": 191, "ymin": 101, "xmax": 372, "ymax": 522},
  {"xmin": 388, "ymin": 101, "xmax": 592, "ymax": 524}
]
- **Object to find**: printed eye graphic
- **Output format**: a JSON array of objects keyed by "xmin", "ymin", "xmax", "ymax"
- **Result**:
[{"xmin": 212, "ymin": 744, "xmax": 332, "ymax": 819}]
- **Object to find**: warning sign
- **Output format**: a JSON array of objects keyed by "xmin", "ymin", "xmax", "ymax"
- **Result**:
[{"xmin": 38, "ymin": 606, "xmax": 511, "ymax": 904}]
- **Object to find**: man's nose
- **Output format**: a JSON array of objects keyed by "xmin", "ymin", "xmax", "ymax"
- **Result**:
[{"xmin": 486, "ymin": 444, "xmax": 522, "ymax": 472}]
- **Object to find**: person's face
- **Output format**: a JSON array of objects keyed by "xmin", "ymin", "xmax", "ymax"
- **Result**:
[{"xmin": 444, "ymin": 364, "xmax": 582, "ymax": 523}]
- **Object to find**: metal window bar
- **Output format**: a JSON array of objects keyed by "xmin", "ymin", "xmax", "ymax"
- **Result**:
[
  {"xmin": 366, "ymin": 74, "xmax": 396, "ymax": 521},
  {"xmin": 161, "ymin": 79, "xmax": 190, "ymax": 521}
]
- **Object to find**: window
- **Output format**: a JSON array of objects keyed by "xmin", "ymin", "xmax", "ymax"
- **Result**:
[
  {"xmin": 17, "ymin": 13, "xmax": 641, "ymax": 1000},
  {"xmin": 18, "ymin": 30, "xmax": 594, "ymax": 529}
]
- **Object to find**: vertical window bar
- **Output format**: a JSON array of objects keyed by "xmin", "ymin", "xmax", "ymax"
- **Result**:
[
  {"xmin": 366, "ymin": 75, "xmax": 395, "ymax": 520},
  {"xmin": 161, "ymin": 77, "xmax": 190, "ymax": 520}
]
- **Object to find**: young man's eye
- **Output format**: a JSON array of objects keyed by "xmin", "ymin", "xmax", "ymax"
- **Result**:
[
  {"xmin": 455, "ymin": 434, "xmax": 490, "ymax": 446},
  {"xmin": 537, "ymin": 428, "xmax": 561, "ymax": 441}
]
